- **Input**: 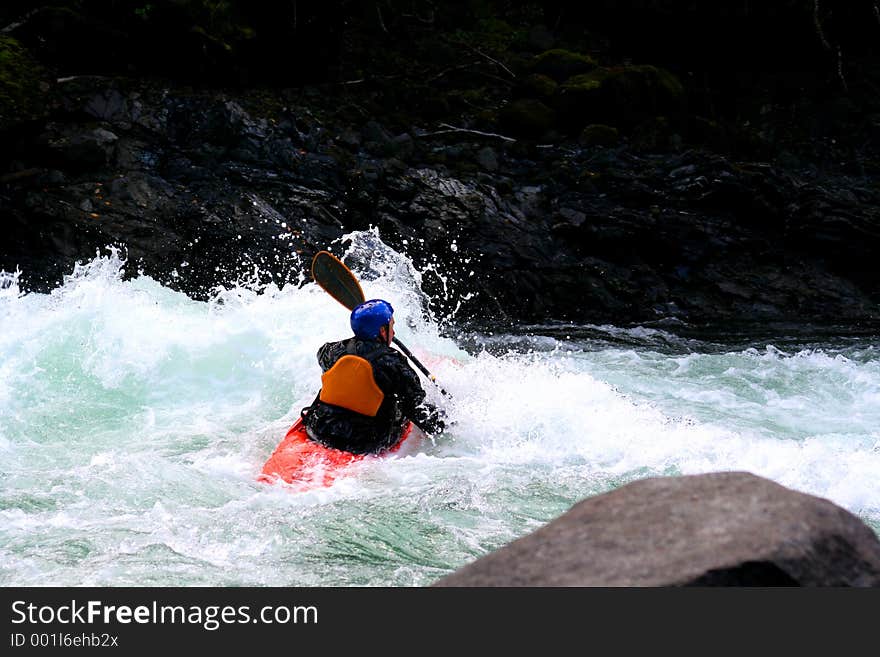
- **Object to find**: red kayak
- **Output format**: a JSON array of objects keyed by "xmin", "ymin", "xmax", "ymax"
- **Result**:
[{"xmin": 258, "ymin": 418, "xmax": 415, "ymax": 489}]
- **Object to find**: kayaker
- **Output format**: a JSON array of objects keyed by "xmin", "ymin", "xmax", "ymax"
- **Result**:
[{"xmin": 302, "ymin": 299, "xmax": 446, "ymax": 454}]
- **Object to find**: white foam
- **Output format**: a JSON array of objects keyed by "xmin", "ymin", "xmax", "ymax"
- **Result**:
[{"xmin": 1, "ymin": 234, "xmax": 878, "ymax": 587}]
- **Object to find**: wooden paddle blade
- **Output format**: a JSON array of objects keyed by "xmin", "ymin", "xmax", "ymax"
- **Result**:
[{"xmin": 311, "ymin": 251, "xmax": 366, "ymax": 310}]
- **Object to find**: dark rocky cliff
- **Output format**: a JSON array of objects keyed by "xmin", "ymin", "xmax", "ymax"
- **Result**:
[{"xmin": 2, "ymin": 1, "xmax": 879, "ymax": 331}]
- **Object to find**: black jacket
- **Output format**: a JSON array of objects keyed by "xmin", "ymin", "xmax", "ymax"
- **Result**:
[{"xmin": 302, "ymin": 337, "xmax": 446, "ymax": 454}]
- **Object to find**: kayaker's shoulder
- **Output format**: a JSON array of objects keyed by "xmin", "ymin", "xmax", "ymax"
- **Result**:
[
  {"xmin": 318, "ymin": 339, "xmax": 342, "ymax": 352},
  {"xmin": 321, "ymin": 339, "xmax": 403, "ymax": 365},
  {"xmin": 378, "ymin": 344, "xmax": 408, "ymax": 361}
]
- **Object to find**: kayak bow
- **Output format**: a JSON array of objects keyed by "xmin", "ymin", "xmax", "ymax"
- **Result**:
[{"xmin": 258, "ymin": 419, "xmax": 415, "ymax": 489}]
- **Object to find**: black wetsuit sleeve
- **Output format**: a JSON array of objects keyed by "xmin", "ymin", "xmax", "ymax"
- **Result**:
[
  {"xmin": 317, "ymin": 341, "xmax": 343, "ymax": 372},
  {"xmin": 375, "ymin": 350, "xmax": 446, "ymax": 435}
]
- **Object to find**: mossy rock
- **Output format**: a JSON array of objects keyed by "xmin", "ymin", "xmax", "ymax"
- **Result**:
[
  {"xmin": 558, "ymin": 68, "xmax": 612, "ymax": 99},
  {"xmin": 682, "ymin": 116, "xmax": 732, "ymax": 153},
  {"xmin": 392, "ymin": 83, "xmax": 451, "ymax": 121},
  {"xmin": 474, "ymin": 108, "xmax": 500, "ymax": 131},
  {"xmin": 530, "ymin": 49, "xmax": 597, "ymax": 82},
  {"xmin": 556, "ymin": 64, "xmax": 685, "ymax": 132},
  {"xmin": 554, "ymin": 68, "xmax": 612, "ymax": 130},
  {"xmin": 515, "ymin": 73, "xmax": 558, "ymax": 100},
  {"xmin": 498, "ymin": 98, "xmax": 556, "ymax": 138},
  {"xmin": 446, "ymin": 87, "xmax": 495, "ymax": 113},
  {"xmin": 15, "ymin": 6, "xmax": 132, "ymax": 76},
  {"xmin": 579, "ymin": 124, "xmax": 619, "ymax": 147},
  {"xmin": 631, "ymin": 117, "xmax": 676, "ymax": 152},
  {"xmin": 600, "ymin": 66, "xmax": 684, "ymax": 122},
  {"xmin": 450, "ymin": 17, "xmax": 519, "ymax": 55},
  {"xmin": 0, "ymin": 36, "xmax": 49, "ymax": 132}
]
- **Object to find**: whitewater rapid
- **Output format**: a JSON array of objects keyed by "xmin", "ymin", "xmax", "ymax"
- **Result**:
[{"xmin": 2, "ymin": 233, "xmax": 878, "ymax": 586}]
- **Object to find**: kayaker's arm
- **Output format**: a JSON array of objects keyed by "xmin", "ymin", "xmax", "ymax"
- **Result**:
[
  {"xmin": 379, "ymin": 351, "xmax": 446, "ymax": 436},
  {"xmin": 316, "ymin": 341, "xmax": 339, "ymax": 371},
  {"xmin": 411, "ymin": 402, "xmax": 446, "ymax": 436}
]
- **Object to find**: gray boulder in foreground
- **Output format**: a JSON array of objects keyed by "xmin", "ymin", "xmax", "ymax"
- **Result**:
[{"xmin": 433, "ymin": 472, "xmax": 880, "ymax": 586}]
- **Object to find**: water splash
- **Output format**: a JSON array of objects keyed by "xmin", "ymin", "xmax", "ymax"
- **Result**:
[{"xmin": 1, "ymin": 232, "xmax": 878, "ymax": 586}]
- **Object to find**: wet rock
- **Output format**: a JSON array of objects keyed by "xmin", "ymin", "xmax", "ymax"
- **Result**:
[
  {"xmin": 476, "ymin": 147, "xmax": 498, "ymax": 171},
  {"xmin": 556, "ymin": 207, "xmax": 587, "ymax": 227},
  {"xmin": 433, "ymin": 472, "xmax": 880, "ymax": 586},
  {"xmin": 84, "ymin": 89, "xmax": 128, "ymax": 123},
  {"xmin": 579, "ymin": 124, "xmax": 619, "ymax": 147},
  {"xmin": 362, "ymin": 120, "xmax": 393, "ymax": 154},
  {"xmin": 390, "ymin": 133, "xmax": 415, "ymax": 159},
  {"xmin": 45, "ymin": 127, "xmax": 119, "ymax": 170},
  {"xmin": 2, "ymin": 77, "xmax": 880, "ymax": 329},
  {"xmin": 107, "ymin": 173, "xmax": 173, "ymax": 210},
  {"xmin": 336, "ymin": 128, "xmax": 362, "ymax": 148}
]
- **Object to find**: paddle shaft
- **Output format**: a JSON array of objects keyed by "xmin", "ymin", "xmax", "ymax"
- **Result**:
[{"xmin": 392, "ymin": 337, "xmax": 450, "ymax": 397}]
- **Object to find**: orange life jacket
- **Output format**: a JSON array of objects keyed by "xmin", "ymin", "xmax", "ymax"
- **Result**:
[{"xmin": 318, "ymin": 346, "xmax": 385, "ymax": 417}]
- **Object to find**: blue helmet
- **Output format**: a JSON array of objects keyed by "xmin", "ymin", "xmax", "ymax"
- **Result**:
[{"xmin": 350, "ymin": 299, "xmax": 394, "ymax": 339}]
